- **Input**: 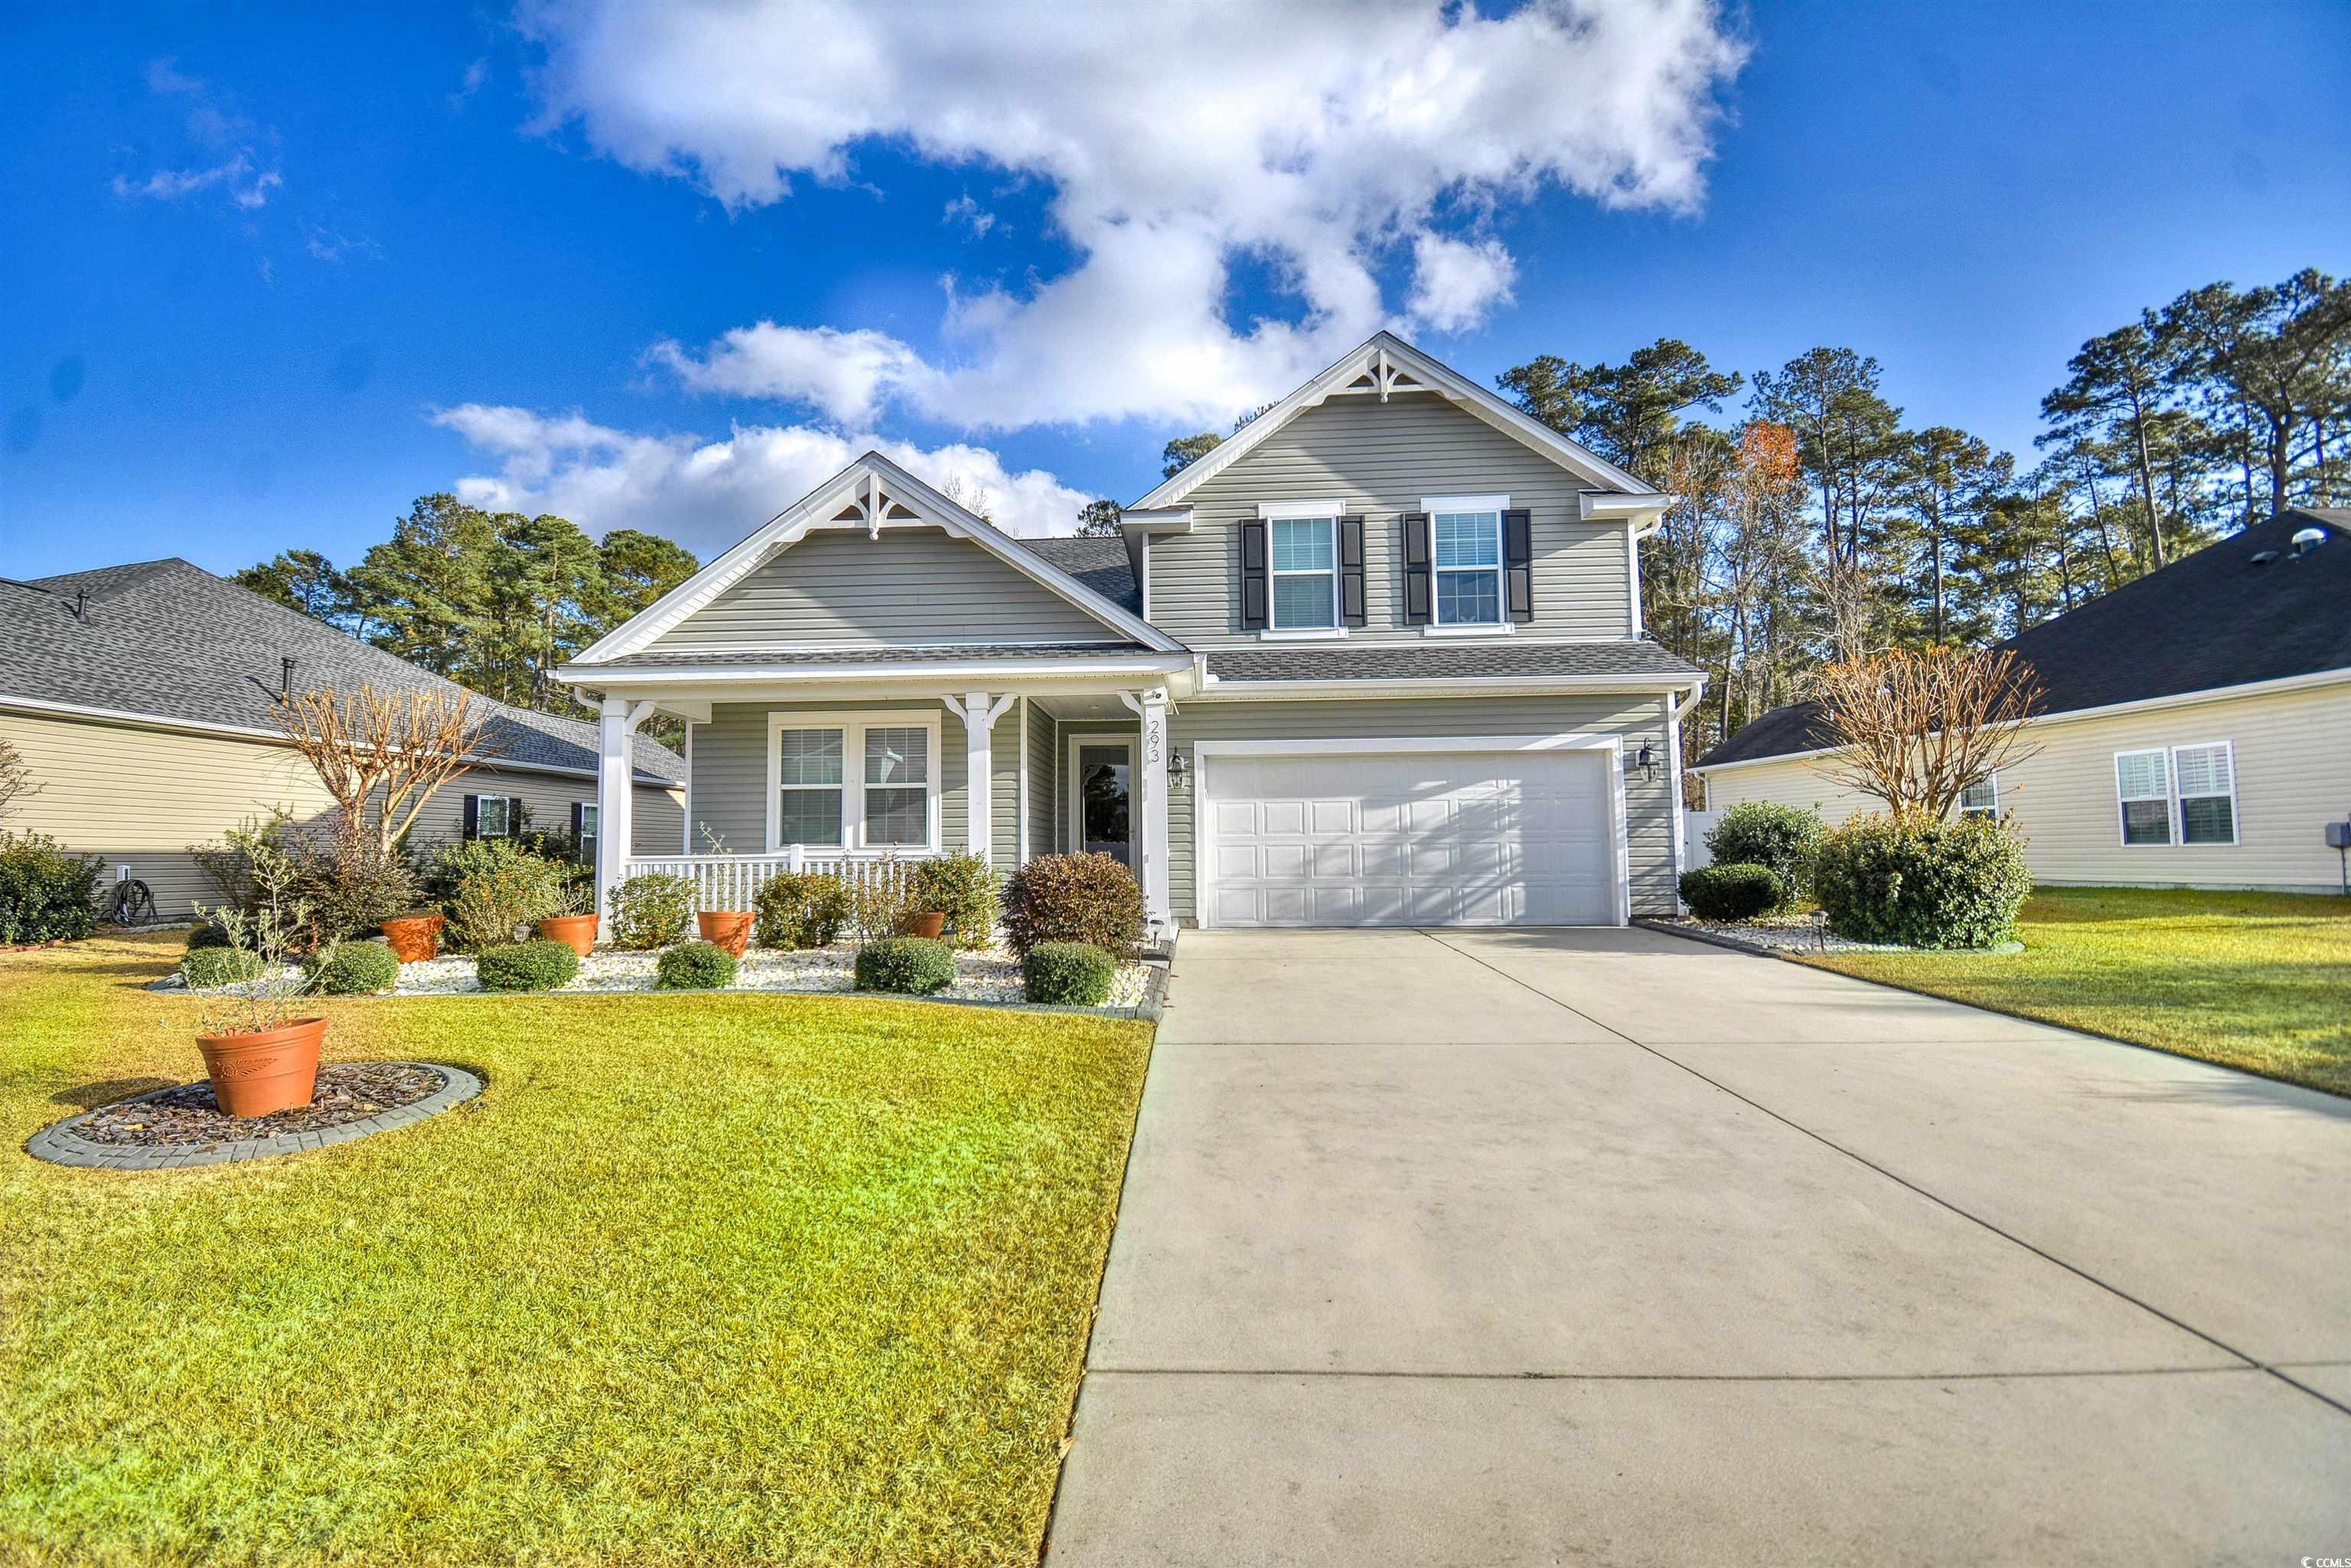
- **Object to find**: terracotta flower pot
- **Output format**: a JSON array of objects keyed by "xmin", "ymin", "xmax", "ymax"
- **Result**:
[
  {"xmin": 698, "ymin": 909, "xmax": 755, "ymax": 957},
  {"xmin": 905, "ymin": 911, "xmax": 947, "ymax": 940},
  {"xmin": 381, "ymin": 914, "xmax": 444, "ymax": 963},
  {"xmin": 540, "ymin": 913, "xmax": 600, "ymax": 957},
  {"xmin": 197, "ymin": 1016, "xmax": 327, "ymax": 1119}
]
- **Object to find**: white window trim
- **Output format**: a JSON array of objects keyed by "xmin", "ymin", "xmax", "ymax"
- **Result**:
[
  {"xmin": 1958, "ymin": 772, "xmax": 1998, "ymax": 818},
  {"xmin": 2170, "ymin": 739, "xmax": 2241, "ymax": 847},
  {"xmin": 1422, "ymin": 493, "xmax": 1509, "ymax": 630},
  {"xmin": 765, "ymin": 709, "xmax": 942, "ymax": 853},
  {"xmin": 1189, "ymin": 732, "xmax": 1629, "ymax": 930},
  {"xmin": 2114, "ymin": 747, "xmax": 2173, "ymax": 848},
  {"xmin": 1065, "ymin": 732, "xmax": 1136, "ymax": 861},
  {"xmin": 1264, "ymin": 511, "xmax": 1341, "ymax": 632}
]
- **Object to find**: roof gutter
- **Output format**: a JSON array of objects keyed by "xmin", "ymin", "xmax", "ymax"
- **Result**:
[{"xmin": 1191, "ymin": 671, "xmax": 1707, "ymax": 702}]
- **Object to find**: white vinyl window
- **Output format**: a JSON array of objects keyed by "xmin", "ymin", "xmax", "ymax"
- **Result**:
[
  {"xmin": 1433, "ymin": 508, "xmax": 1503, "ymax": 625},
  {"xmin": 1958, "ymin": 774, "xmax": 1998, "ymax": 820},
  {"xmin": 2115, "ymin": 749, "xmax": 2172, "ymax": 846},
  {"xmin": 863, "ymin": 726, "xmax": 931, "ymax": 846},
  {"xmin": 775, "ymin": 727, "xmax": 847, "ymax": 847},
  {"xmin": 768, "ymin": 712, "xmax": 941, "ymax": 852},
  {"xmin": 2171, "ymin": 742, "xmax": 2239, "ymax": 846},
  {"xmin": 1268, "ymin": 516, "xmax": 1338, "ymax": 629}
]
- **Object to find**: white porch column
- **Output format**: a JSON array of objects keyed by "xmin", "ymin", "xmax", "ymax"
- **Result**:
[
  {"xmin": 1120, "ymin": 686, "xmax": 1172, "ymax": 932},
  {"xmin": 595, "ymin": 697, "xmax": 655, "ymax": 917},
  {"xmin": 942, "ymin": 691, "xmax": 1018, "ymax": 863}
]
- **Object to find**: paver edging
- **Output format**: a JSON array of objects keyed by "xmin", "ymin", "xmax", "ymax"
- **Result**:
[{"xmin": 25, "ymin": 1064, "xmax": 484, "ymax": 1171}]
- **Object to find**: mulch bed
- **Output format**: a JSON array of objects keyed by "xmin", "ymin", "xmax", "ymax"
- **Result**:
[{"xmin": 72, "ymin": 1063, "xmax": 448, "ymax": 1148}]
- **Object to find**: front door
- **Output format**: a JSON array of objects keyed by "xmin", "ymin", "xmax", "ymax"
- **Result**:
[{"xmin": 1072, "ymin": 740, "xmax": 1133, "ymax": 865}]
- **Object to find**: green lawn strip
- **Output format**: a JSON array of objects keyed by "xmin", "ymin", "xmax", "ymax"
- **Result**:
[
  {"xmin": 0, "ymin": 932, "xmax": 1153, "ymax": 1567},
  {"xmin": 1796, "ymin": 886, "xmax": 2351, "ymax": 1097}
]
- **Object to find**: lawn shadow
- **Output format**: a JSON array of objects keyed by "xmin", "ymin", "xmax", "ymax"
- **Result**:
[{"xmin": 51, "ymin": 1076, "xmax": 178, "ymax": 1110}]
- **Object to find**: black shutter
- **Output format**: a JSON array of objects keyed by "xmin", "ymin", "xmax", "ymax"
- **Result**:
[
  {"xmin": 510, "ymin": 797, "xmax": 527, "ymax": 838},
  {"xmin": 462, "ymin": 794, "xmax": 480, "ymax": 839},
  {"xmin": 1339, "ymin": 515, "xmax": 1366, "ymax": 626},
  {"xmin": 1503, "ymin": 507, "xmax": 1534, "ymax": 623},
  {"xmin": 1239, "ymin": 520, "xmax": 1270, "ymax": 630},
  {"xmin": 1400, "ymin": 511, "xmax": 1432, "ymax": 624},
  {"xmin": 570, "ymin": 801, "xmax": 585, "ymax": 841}
]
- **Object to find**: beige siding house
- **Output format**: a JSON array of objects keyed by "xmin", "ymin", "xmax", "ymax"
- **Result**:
[
  {"xmin": 1694, "ymin": 508, "xmax": 2351, "ymax": 895},
  {"xmin": 0, "ymin": 559, "xmax": 684, "ymax": 918},
  {"xmin": 559, "ymin": 333, "xmax": 1707, "ymax": 933}
]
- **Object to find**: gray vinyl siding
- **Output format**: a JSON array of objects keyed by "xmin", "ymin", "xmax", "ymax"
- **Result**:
[
  {"xmin": 651, "ymin": 528, "xmax": 1122, "ymax": 650},
  {"xmin": 1023, "ymin": 699, "xmax": 1058, "ymax": 859},
  {"xmin": 991, "ymin": 706, "xmax": 1019, "ymax": 866},
  {"xmin": 1168, "ymin": 694, "xmax": 1677, "ymax": 923},
  {"xmin": 1146, "ymin": 396, "xmax": 1639, "ymax": 647},
  {"xmin": 686, "ymin": 700, "xmax": 968, "ymax": 856}
]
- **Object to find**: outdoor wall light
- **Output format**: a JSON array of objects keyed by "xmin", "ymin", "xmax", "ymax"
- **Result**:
[{"xmin": 1634, "ymin": 743, "xmax": 1656, "ymax": 781}]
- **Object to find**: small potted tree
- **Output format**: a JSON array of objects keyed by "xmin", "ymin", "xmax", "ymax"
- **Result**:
[
  {"xmin": 191, "ymin": 843, "xmax": 328, "ymax": 1119},
  {"xmin": 381, "ymin": 910, "xmax": 446, "ymax": 962},
  {"xmin": 538, "ymin": 884, "xmax": 600, "ymax": 957},
  {"xmin": 691, "ymin": 828, "xmax": 755, "ymax": 957}
]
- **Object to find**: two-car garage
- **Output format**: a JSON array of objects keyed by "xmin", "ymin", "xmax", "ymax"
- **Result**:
[{"xmin": 1195, "ymin": 741, "xmax": 1626, "ymax": 928}]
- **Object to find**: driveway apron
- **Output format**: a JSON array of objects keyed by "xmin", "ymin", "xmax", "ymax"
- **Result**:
[{"xmin": 1045, "ymin": 926, "xmax": 2351, "ymax": 1567}]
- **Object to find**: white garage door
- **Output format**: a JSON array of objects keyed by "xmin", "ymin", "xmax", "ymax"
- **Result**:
[{"xmin": 1204, "ymin": 749, "xmax": 1618, "ymax": 927}]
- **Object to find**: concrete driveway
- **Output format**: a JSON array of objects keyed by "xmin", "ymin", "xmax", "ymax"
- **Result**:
[{"xmin": 1045, "ymin": 926, "xmax": 2351, "ymax": 1567}]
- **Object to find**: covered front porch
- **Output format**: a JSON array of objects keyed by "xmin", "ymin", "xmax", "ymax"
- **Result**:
[{"xmin": 584, "ymin": 667, "xmax": 1189, "ymax": 935}]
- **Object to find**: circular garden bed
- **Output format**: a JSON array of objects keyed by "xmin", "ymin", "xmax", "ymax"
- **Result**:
[{"xmin": 26, "ymin": 1062, "xmax": 483, "ymax": 1170}]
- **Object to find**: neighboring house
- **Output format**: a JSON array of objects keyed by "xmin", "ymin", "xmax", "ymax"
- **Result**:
[
  {"xmin": 1694, "ymin": 507, "xmax": 2351, "ymax": 895},
  {"xmin": 559, "ymin": 332, "xmax": 1707, "ymax": 931},
  {"xmin": 0, "ymin": 558, "xmax": 686, "ymax": 918}
]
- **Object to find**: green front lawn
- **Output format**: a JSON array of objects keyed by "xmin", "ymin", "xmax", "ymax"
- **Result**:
[
  {"xmin": 1, "ymin": 931, "xmax": 1153, "ymax": 1567},
  {"xmin": 1801, "ymin": 886, "xmax": 2351, "ymax": 1096}
]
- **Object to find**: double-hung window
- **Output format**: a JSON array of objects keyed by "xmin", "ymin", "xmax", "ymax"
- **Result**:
[
  {"xmin": 771, "ymin": 713, "xmax": 940, "ymax": 851},
  {"xmin": 1958, "ymin": 774, "xmax": 1998, "ymax": 820},
  {"xmin": 2115, "ymin": 749, "xmax": 2173, "ymax": 845},
  {"xmin": 1268, "ymin": 516, "xmax": 1338, "ymax": 630},
  {"xmin": 862, "ymin": 726, "xmax": 931, "ymax": 846},
  {"xmin": 2171, "ymin": 742, "xmax": 2237, "ymax": 845},
  {"xmin": 1431, "ymin": 504, "xmax": 1503, "ymax": 627},
  {"xmin": 775, "ymin": 727, "xmax": 847, "ymax": 846}
]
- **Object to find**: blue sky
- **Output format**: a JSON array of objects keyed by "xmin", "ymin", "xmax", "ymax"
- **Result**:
[{"xmin": 3, "ymin": 2, "xmax": 2346, "ymax": 580}]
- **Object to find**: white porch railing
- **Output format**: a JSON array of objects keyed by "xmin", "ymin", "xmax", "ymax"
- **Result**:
[{"xmin": 620, "ymin": 849, "xmax": 939, "ymax": 911}]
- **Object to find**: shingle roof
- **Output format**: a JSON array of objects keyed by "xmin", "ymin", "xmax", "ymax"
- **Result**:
[
  {"xmin": 586, "ymin": 641, "xmax": 1159, "ymax": 671},
  {"xmin": 1206, "ymin": 641, "xmax": 1704, "ymax": 683},
  {"xmin": 1017, "ymin": 535, "xmax": 1139, "ymax": 612},
  {"xmin": 0, "ymin": 559, "xmax": 684, "ymax": 784},
  {"xmin": 1698, "ymin": 507, "xmax": 2351, "ymax": 768}
]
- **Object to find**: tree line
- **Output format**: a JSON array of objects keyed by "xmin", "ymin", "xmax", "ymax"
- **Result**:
[
  {"xmin": 1145, "ymin": 267, "xmax": 2351, "ymax": 759},
  {"xmin": 237, "ymin": 496, "xmax": 700, "ymax": 725}
]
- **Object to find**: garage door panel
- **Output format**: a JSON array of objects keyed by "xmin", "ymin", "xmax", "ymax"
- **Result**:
[{"xmin": 1206, "ymin": 750, "xmax": 1616, "ymax": 928}]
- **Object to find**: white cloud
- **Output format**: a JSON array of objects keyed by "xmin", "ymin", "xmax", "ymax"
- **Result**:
[
  {"xmin": 452, "ymin": 57, "xmax": 491, "ymax": 110},
  {"xmin": 942, "ymin": 193, "xmax": 996, "ymax": 238},
  {"xmin": 115, "ymin": 59, "xmax": 282, "ymax": 211},
  {"xmin": 519, "ymin": 0, "xmax": 1747, "ymax": 432},
  {"xmin": 430, "ymin": 404, "xmax": 1097, "ymax": 546},
  {"xmin": 111, "ymin": 153, "xmax": 280, "ymax": 210},
  {"xmin": 1406, "ymin": 233, "xmax": 1518, "ymax": 334}
]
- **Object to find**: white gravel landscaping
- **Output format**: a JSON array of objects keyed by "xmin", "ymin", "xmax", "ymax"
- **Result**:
[
  {"xmin": 1646, "ymin": 914, "xmax": 2022, "ymax": 957},
  {"xmin": 158, "ymin": 939, "xmax": 1155, "ymax": 1011}
]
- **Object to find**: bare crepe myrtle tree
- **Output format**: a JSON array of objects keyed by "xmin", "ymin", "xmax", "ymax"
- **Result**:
[
  {"xmin": 272, "ymin": 684, "xmax": 493, "ymax": 859},
  {"xmin": 1810, "ymin": 647, "xmax": 2043, "ymax": 822},
  {"xmin": 0, "ymin": 735, "xmax": 37, "ymax": 825}
]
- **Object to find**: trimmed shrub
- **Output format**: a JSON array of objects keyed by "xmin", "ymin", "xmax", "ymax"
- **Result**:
[
  {"xmin": 656, "ymin": 939, "xmax": 739, "ymax": 990},
  {"xmin": 608, "ymin": 872, "xmax": 696, "ymax": 950},
  {"xmin": 1704, "ymin": 801, "xmax": 1824, "ymax": 905},
  {"xmin": 1022, "ymin": 942, "xmax": 1116, "ymax": 1006},
  {"xmin": 475, "ymin": 938, "xmax": 582, "ymax": 993},
  {"xmin": 752, "ymin": 870, "xmax": 851, "ymax": 950},
  {"xmin": 305, "ymin": 940, "xmax": 401, "ymax": 996},
  {"xmin": 1002, "ymin": 852, "xmax": 1144, "ymax": 959},
  {"xmin": 0, "ymin": 833, "xmax": 103, "ymax": 945},
  {"xmin": 909, "ymin": 850, "xmax": 1000, "ymax": 950},
  {"xmin": 854, "ymin": 935, "xmax": 956, "ymax": 996},
  {"xmin": 434, "ymin": 839, "xmax": 570, "ymax": 952},
  {"xmin": 1679, "ymin": 862, "xmax": 1789, "ymax": 922},
  {"xmin": 185, "ymin": 921, "xmax": 234, "ymax": 951},
  {"xmin": 1812, "ymin": 813, "xmax": 2033, "ymax": 950},
  {"xmin": 181, "ymin": 947, "xmax": 266, "ymax": 989}
]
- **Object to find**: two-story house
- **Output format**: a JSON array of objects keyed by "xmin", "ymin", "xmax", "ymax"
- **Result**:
[{"xmin": 560, "ymin": 332, "xmax": 1707, "ymax": 932}]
